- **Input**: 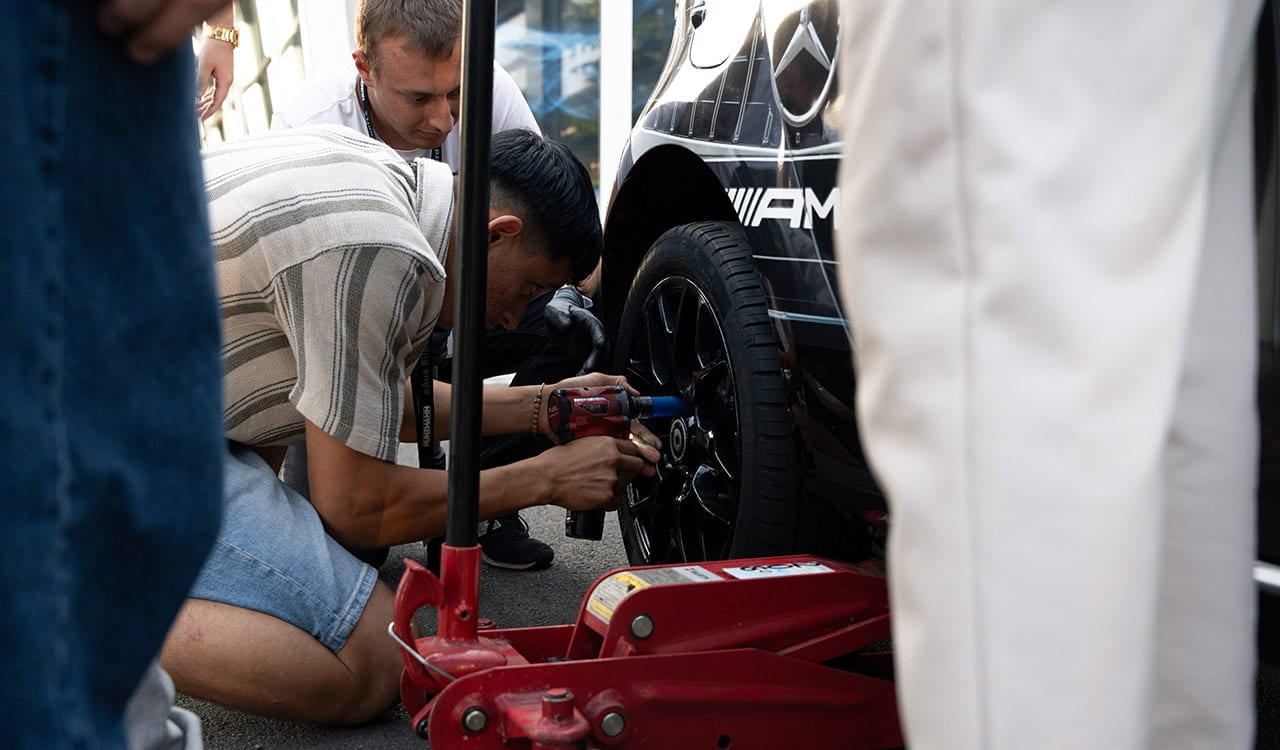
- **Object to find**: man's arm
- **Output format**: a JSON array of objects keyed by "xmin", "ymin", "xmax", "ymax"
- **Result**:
[
  {"xmin": 196, "ymin": 4, "xmax": 236, "ymax": 120},
  {"xmin": 397, "ymin": 379, "xmax": 542, "ymax": 443},
  {"xmin": 98, "ymin": 0, "xmax": 232, "ymax": 62},
  {"xmin": 399, "ymin": 373, "xmax": 636, "ymax": 443},
  {"xmin": 305, "ymin": 418, "xmax": 654, "ymax": 550},
  {"xmin": 431, "ymin": 380, "xmax": 549, "ymax": 438}
]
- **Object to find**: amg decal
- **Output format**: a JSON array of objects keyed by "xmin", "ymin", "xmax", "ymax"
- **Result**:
[{"xmin": 727, "ymin": 187, "xmax": 839, "ymax": 229}]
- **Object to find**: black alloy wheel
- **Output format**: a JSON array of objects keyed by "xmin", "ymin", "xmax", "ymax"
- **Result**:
[{"xmin": 612, "ymin": 221, "xmax": 800, "ymax": 565}]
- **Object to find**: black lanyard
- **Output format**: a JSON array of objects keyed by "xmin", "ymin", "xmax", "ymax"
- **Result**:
[
  {"xmin": 363, "ymin": 76, "xmax": 445, "ymax": 464},
  {"xmin": 411, "ymin": 332, "xmax": 450, "ymax": 470},
  {"xmin": 357, "ymin": 78, "xmax": 443, "ymax": 162}
]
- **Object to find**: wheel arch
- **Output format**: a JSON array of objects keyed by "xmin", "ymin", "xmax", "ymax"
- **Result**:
[{"xmin": 599, "ymin": 144, "xmax": 740, "ymax": 341}]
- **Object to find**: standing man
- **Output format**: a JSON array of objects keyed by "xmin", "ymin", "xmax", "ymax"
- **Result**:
[
  {"xmin": 835, "ymin": 1, "xmax": 1260, "ymax": 748},
  {"xmin": 1, "ymin": 1, "xmax": 229, "ymax": 748},
  {"xmin": 271, "ymin": 0, "xmax": 537, "ymax": 166},
  {"xmin": 272, "ymin": 0, "xmax": 591, "ymax": 571},
  {"xmin": 160, "ymin": 125, "xmax": 659, "ymax": 725}
]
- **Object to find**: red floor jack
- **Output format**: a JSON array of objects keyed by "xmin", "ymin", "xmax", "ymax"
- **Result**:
[
  {"xmin": 392, "ymin": 388, "xmax": 903, "ymax": 750},
  {"xmin": 398, "ymin": 3, "xmax": 902, "ymax": 747},
  {"xmin": 392, "ymin": 546, "xmax": 901, "ymax": 748}
]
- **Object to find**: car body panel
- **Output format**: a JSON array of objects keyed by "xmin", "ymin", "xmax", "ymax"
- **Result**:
[{"xmin": 605, "ymin": 1, "xmax": 1280, "ymax": 597}]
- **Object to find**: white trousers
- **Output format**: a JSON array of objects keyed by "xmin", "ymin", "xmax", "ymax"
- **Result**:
[{"xmin": 835, "ymin": 2, "xmax": 1261, "ymax": 747}]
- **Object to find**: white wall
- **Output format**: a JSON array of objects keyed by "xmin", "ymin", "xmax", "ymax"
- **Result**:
[
  {"xmin": 598, "ymin": 0, "xmax": 634, "ymax": 219},
  {"xmin": 298, "ymin": 0, "xmax": 357, "ymax": 78}
]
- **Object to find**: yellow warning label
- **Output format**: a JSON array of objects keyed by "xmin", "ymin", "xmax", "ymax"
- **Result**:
[{"xmin": 586, "ymin": 565, "xmax": 718, "ymax": 623}]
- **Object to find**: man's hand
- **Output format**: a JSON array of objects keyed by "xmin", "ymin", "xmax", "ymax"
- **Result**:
[
  {"xmin": 196, "ymin": 26, "xmax": 235, "ymax": 119},
  {"xmin": 540, "ymin": 436, "xmax": 659, "ymax": 512},
  {"xmin": 98, "ymin": 0, "xmax": 232, "ymax": 63},
  {"xmin": 544, "ymin": 286, "xmax": 606, "ymax": 374},
  {"xmin": 546, "ymin": 370, "xmax": 632, "ymax": 395}
]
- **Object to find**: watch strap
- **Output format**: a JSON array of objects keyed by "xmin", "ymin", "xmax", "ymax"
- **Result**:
[{"xmin": 206, "ymin": 25, "xmax": 239, "ymax": 48}]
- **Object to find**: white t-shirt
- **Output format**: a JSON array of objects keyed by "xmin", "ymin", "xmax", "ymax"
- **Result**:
[{"xmin": 271, "ymin": 62, "xmax": 541, "ymax": 169}]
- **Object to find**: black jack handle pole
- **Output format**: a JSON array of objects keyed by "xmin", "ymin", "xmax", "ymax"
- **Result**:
[{"xmin": 445, "ymin": 0, "xmax": 496, "ymax": 547}]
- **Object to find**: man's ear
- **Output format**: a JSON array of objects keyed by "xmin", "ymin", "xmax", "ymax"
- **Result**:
[
  {"xmin": 487, "ymin": 214, "xmax": 523, "ymax": 245},
  {"xmin": 353, "ymin": 50, "xmax": 374, "ymax": 84}
]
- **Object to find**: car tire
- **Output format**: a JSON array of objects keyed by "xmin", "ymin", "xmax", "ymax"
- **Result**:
[{"xmin": 612, "ymin": 220, "xmax": 801, "ymax": 564}]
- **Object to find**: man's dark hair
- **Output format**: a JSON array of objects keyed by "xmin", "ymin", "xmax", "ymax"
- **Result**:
[
  {"xmin": 356, "ymin": 0, "xmax": 462, "ymax": 72},
  {"xmin": 489, "ymin": 129, "xmax": 602, "ymax": 284}
]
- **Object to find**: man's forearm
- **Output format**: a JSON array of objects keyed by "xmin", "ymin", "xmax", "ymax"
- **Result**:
[
  {"xmin": 374, "ymin": 459, "xmax": 553, "ymax": 546},
  {"xmin": 400, "ymin": 380, "xmax": 549, "ymax": 443},
  {"xmin": 205, "ymin": 3, "xmax": 233, "ymax": 29},
  {"xmin": 308, "ymin": 420, "xmax": 555, "ymax": 548},
  {"xmin": 317, "ymin": 384, "xmax": 653, "ymax": 549}
]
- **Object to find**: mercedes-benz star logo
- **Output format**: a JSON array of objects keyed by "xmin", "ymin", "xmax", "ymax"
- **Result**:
[
  {"xmin": 765, "ymin": 1, "xmax": 841, "ymax": 127},
  {"xmin": 669, "ymin": 419, "xmax": 689, "ymax": 462}
]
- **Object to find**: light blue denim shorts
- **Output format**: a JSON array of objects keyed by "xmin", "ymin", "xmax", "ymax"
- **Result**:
[{"xmin": 188, "ymin": 443, "xmax": 378, "ymax": 653}]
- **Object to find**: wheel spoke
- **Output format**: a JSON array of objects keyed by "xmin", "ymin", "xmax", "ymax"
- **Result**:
[
  {"xmin": 689, "ymin": 465, "xmax": 734, "ymax": 526},
  {"xmin": 673, "ymin": 477, "xmax": 732, "ymax": 562},
  {"xmin": 622, "ymin": 501, "xmax": 653, "ymax": 562},
  {"xmin": 666, "ymin": 284, "xmax": 700, "ymax": 393},
  {"xmin": 623, "ymin": 303, "xmax": 654, "ymax": 391},
  {"xmin": 641, "ymin": 292, "xmax": 673, "ymax": 387},
  {"xmin": 624, "ymin": 359, "xmax": 657, "ymax": 398},
  {"xmin": 672, "ymin": 484, "xmax": 701, "ymax": 562},
  {"xmin": 690, "ymin": 360, "xmax": 729, "ymax": 421},
  {"xmin": 693, "ymin": 298, "xmax": 729, "ymax": 372},
  {"xmin": 688, "ymin": 361, "xmax": 738, "ymax": 481},
  {"xmin": 708, "ymin": 411, "xmax": 739, "ymax": 481},
  {"xmin": 624, "ymin": 473, "xmax": 656, "ymax": 512},
  {"xmin": 630, "ymin": 461, "xmax": 691, "ymax": 563}
]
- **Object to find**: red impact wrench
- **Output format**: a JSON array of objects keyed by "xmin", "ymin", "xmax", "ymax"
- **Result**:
[{"xmin": 545, "ymin": 385, "xmax": 691, "ymax": 539}]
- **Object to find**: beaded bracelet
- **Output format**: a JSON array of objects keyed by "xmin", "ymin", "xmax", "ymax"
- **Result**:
[{"xmin": 531, "ymin": 383, "xmax": 546, "ymax": 437}]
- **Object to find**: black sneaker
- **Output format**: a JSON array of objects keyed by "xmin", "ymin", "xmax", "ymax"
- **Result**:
[{"xmin": 479, "ymin": 513, "xmax": 554, "ymax": 571}]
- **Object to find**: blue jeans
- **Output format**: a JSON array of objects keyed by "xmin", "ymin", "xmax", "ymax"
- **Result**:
[{"xmin": 0, "ymin": 4, "xmax": 224, "ymax": 748}]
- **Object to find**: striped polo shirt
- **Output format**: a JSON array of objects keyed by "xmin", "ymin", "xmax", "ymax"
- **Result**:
[{"xmin": 204, "ymin": 125, "xmax": 455, "ymax": 462}]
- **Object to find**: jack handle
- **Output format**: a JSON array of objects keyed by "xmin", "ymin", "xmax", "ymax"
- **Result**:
[{"xmin": 391, "ymin": 559, "xmax": 444, "ymax": 677}]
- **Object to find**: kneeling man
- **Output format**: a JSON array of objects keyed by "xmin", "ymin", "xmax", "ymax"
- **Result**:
[{"xmin": 162, "ymin": 125, "xmax": 658, "ymax": 724}]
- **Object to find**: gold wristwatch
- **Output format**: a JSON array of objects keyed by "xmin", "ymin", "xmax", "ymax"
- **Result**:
[{"xmin": 206, "ymin": 25, "xmax": 240, "ymax": 48}]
